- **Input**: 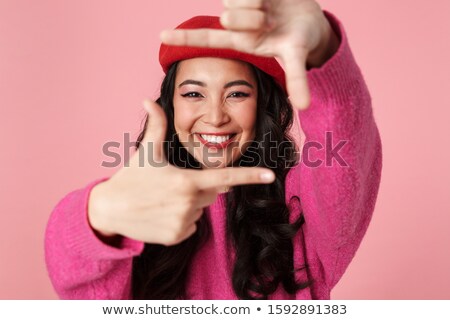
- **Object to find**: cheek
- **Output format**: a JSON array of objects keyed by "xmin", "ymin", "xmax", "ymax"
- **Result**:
[
  {"xmin": 173, "ymin": 105, "xmax": 195, "ymax": 134},
  {"xmin": 235, "ymin": 104, "xmax": 257, "ymax": 136}
]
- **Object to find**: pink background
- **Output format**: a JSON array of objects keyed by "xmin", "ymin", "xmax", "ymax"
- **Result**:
[{"xmin": 1, "ymin": 0, "xmax": 449, "ymax": 299}]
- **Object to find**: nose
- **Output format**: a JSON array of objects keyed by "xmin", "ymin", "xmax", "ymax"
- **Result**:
[{"xmin": 202, "ymin": 99, "xmax": 231, "ymax": 127}]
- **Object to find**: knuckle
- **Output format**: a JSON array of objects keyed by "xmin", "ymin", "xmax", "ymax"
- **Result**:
[
  {"xmin": 173, "ymin": 206, "xmax": 188, "ymax": 222},
  {"xmin": 174, "ymin": 172, "xmax": 196, "ymax": 191},
  {"xmin": 179, "ymin": 196, "xmax": 196, "ymax": 214},
  {"xmin": 178, "ymin": 201, "xmax": 197, "ymax": 221},
  {"xmin": 255, "ymin": 11, "xmax": 266, "ymax": 28},
  {"xmin": 222, "ymin": 9, "xmax": 265, "ymax": 30},
  {"xmin": 186, "ymin": 197, "xmax": 197, "ymax": 211},
  {"xmin": 164, "ymin": 225, "xmax": 184, "ymax": 246},
  {"xmin": 221, "ymin": 170, "xmax": 234, "ymax": 186}
]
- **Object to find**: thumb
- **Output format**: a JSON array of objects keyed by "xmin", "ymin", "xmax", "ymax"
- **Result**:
[
  {"xmin": 140, "ymin": 99, "xmax": 168, "ymax": 164},
  {"xmin": 281, "ymin": 48, "xmax": 311, "ymax": 110}
]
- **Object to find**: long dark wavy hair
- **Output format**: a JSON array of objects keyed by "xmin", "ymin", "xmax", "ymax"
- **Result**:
[{"xmin": 131, "ymin": 61, "xmax": 310, "ymax": 299}]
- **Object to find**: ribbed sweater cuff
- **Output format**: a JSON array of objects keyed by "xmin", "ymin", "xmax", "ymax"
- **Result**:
[{"xmin": 63, "ymin": 177, "xmax": 145, "ymax": 261}]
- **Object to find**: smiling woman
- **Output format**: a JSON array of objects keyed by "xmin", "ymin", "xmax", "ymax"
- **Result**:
[
  {"xmin": 130, "ymin": 52, "xmax": 299, "ymax": 299},
  {"xmin": 44, "ymin": 0, "xmax": 382, "ymax": 300},
  {"xmin": 173, "ymin": 57, "xmax": 258, "ymax": 169}
]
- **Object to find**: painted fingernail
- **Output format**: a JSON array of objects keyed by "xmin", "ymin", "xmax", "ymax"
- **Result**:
[{"xmin": 260, "ymin": 171, "xmax": 275, "ymax": 182}]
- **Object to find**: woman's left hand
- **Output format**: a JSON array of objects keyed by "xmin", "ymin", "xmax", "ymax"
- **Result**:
[{"xmin": 160, "ymin": 0, "xmax": 339, "ymax": 110}]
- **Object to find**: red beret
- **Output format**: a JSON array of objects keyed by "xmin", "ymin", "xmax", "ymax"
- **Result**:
[{"xmin": 159, "ymin": 16, "xmax": 287, "ymax": 92}]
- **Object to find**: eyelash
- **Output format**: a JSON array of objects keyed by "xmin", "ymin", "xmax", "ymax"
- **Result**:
[
  {"xmin": 180, "ymin": 92, "xmax": 250, "ymax": 98},
  {"xmin": 181, "ymin": 92, "xmax": 203, "ymax": 98},
  {"xmin": 228, "ymin": 92, "xmax": 250, "ymax": 98}
]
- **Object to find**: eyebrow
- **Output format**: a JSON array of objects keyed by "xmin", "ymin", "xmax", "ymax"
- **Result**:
[{"xmin": 178, "ymin": 79, "xmax": 254, "ymax": 89}]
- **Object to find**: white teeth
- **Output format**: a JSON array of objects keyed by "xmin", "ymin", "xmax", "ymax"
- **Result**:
[{"xmin": 200, "ymin": 134, "xmax": 231, "ymax": 144}]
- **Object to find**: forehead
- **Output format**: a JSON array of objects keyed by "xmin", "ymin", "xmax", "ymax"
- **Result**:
[{"xmin": 175, "ymin": 57, "xmax": 255, "ymax": 83}]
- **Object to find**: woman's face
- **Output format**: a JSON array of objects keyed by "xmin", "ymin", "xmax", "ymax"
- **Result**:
[{"xmin": 173, "ymin": 57, "xmax": 258, "ymax": 168}]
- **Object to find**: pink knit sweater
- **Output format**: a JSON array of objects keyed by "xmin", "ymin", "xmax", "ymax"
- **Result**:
[{"xmin": 45, "ymin": 12, "xmax": 382, "ymax": 300}]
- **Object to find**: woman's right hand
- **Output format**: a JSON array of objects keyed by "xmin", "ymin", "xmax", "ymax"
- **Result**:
[{"xmin": 88, "ymin": 99, "xmax": 275, "ymax": 246}]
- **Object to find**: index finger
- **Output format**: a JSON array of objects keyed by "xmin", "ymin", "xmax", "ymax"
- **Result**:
[
  {"xmin": 189, "ymin": 167, "xmax": 275, "ymax": 190},
  {"xmin": 160, "ymin": 29, "xmax": 250, "ymax": 53}
]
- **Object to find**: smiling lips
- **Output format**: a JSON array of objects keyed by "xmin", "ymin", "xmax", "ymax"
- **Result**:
[{"xmin": 195, "ymin": 133, "xmax": 237, "ymax": 149}]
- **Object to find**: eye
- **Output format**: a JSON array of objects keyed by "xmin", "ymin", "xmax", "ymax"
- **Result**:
[
  {"xmin": 181, "ymin": 92, "xmax": 204, "ymax": 98},
  {"xmin": 227, "ymin": 92, "xmax": 250, "ymax": 98}
]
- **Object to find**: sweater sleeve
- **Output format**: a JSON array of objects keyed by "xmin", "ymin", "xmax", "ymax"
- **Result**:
[
  {"xmin": 44, "ymin": 178, "xmax": 145, "ymax": 299},
  {"xmin": 286, "ymin": 11, "xmax": 383, "ymax": 294}
]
